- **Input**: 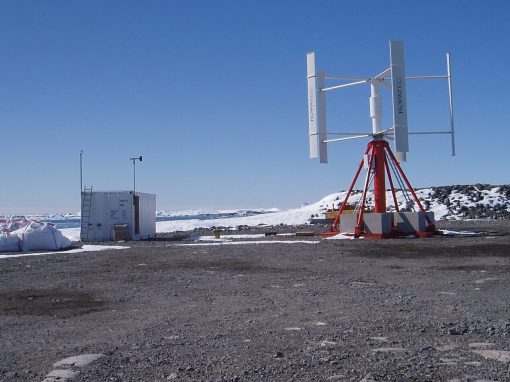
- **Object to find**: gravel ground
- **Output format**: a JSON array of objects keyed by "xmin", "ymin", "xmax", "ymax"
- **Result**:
[{"xmin": 1, "ymin": 221, "xmax": 509, "ymax": 381}]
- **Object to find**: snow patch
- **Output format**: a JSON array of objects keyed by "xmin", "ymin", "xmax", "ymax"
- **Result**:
[{"xmin": 439, "ymin": 230, "xmax": 484, "ymax": 237}]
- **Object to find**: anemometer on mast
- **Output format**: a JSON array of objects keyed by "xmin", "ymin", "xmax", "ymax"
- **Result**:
[{"xmin": 306, "ymin": 41, "xmax": 455, "ymax": 238}]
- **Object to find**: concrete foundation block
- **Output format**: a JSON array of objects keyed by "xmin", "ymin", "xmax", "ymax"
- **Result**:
[
  {"xmin": 363, "ymin": 213, "xmax": 393, "ymax": 234},
  {"xmin": 339, "ymin": 214, "xmax": 358, "ymax": 234},
  {"xmin": 393, "ymin": 212, "xmax": 435, "ymax": 233}
]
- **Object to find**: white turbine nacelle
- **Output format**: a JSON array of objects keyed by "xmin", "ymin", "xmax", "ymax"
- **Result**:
[{"xmin": 306, "ymin": 40, "xmax": 455, "ymax": 164}]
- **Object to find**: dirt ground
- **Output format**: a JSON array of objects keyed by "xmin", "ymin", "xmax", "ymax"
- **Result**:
[{"xmin": 0, "ymin": 220, "xmax": 509, "ymax": 381}]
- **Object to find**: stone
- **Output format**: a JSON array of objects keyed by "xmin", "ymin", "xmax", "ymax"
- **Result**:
[
  {"xmin": 53, "ymin": 354, "xmax": 105, "ymax": 368},
  {"xmin": 320, "ymin": 340, "xmax": 337, "ymax": 350},
  {"xmin": 472, "ymin": 350, "xmax": 510, "ymax": 364},
  {"xmin": 435, "ymin": 344, "xmax": 458, "ymax": 352},
  {"xmin": 469, "ymin": 342, "xmax": 495, "ymax": 349},
  {"xmin": 372, "ymin": 347, "xmax": 407, "ymax": 354},
  {"xmin": 42, "ymin": 369, "xmax": 80, "ymax": 382}
]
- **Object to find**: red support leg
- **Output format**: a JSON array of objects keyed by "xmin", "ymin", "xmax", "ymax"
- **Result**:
[
  {"xmin": 383, "ymin": 151, "xmax": 399, "ymax": 212},
  {"xmin": 322, "ymin": 138, "xmax": 436, "ymax": 239},
  {"xmin": 356, "ymin": 143, "xmax": 376, "ymax": 237},
  {"xmin": 322, "ymin": 143, "xmax": 371, "ymax": 236},
  {"xmin": 385, "ymin": 145, "xmax": 436, "ymax": 231}
]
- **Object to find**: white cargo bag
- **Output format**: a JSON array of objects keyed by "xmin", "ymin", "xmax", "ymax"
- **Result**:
[
  {"xmin": 0, "ymin": 232, "xmax": 21, "ymax": 252},
  {"xmin": 12, "ymin": 222, "xmax": 72, "ymax": 252}
]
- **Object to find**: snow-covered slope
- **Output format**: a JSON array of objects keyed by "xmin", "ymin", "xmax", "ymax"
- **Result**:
[{"xmin": 156, "ymin": 184, "xmax": 510, "ymax": 232}]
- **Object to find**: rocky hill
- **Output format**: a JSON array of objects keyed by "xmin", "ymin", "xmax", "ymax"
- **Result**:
[
  {"xmin": 311, "ymin": 184, "xmax": 510, "ymax": 221},
  {"xmin": 428, "ymin": 184, "xmax": 510, "ymax": 219}
]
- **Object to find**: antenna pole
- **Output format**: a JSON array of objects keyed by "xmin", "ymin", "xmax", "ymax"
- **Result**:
[
  {"xmin": 133, "ymin": 158, "xmax": 136, "ymax": 194},
  {"xmin": 80, "ymin": 150, "xmax": 83, "ymax": 193},
  {"xmin": 446, "ymin": 53, "xmax": 456, "ymax": 156},
  {"xmin": 130, "ymin": 156, "xmax": 143, "ymax": 195}
]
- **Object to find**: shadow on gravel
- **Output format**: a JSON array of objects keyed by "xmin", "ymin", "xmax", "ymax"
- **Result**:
[
  {"xmin": 348, "ymin": 240, "xmax": 510, "ymax": 259},
  {"xmin": 144, "ymin": 258, "xmax": 293, "ymax": 274},
  {"xmin": 0, "ymin": 289, "xmax": 108, "ymax": 318}
]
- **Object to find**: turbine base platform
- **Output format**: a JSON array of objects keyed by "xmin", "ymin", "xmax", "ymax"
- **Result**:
[{"xmin": 321, "ymin": 211, "xmax": 437, "ymax": 239}]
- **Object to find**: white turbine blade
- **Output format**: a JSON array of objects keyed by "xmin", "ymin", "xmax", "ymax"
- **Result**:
[
  {"xmin": 389, "ymin": 40, "xmax": 409, "ymax": 159},
  {"xmin": 306, "ymin": 52, "xmax": 328, "ymax": 163},
  {"xmin": 307, "ymin": 53, "xmax": 319, "ymax": 159},
  {"xmin": 446, "ymin": 53, "xmax": 456, "ymax": 156}
]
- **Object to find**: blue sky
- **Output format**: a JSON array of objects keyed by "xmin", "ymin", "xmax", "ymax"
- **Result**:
[{"xmin": 1, "ymin": 0, "xmax": 509, "ymax": 213}]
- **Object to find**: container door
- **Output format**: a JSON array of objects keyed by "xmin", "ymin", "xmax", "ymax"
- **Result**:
[
  {"xmin": 138, "ymin": 194, "xmax": 156, "ymax": 238},
  {"xmin": 108, "ymin": 193, "xmax": 132, "ymax": 237}
]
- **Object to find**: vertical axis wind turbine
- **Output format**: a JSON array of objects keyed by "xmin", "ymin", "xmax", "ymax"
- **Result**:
[{"xmin": 306, "ymin": 41, "xmax": 455, "ymax": 238}]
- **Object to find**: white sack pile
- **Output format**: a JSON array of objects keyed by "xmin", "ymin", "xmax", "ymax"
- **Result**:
[{"xmin": 0, "ymin": 219, "xmax": 72, "ymax": 253}]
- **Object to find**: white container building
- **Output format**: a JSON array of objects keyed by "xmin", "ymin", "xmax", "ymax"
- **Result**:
[{"xmin": 80, "ymin": 191, "xmax": 156, "ymax": 242}]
